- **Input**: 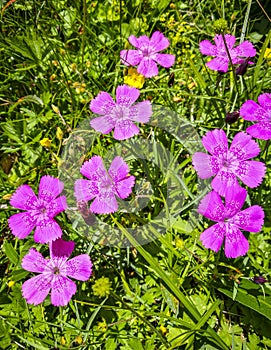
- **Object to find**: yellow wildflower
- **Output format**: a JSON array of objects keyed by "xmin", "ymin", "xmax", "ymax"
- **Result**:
[
  {"xmin": 175, "ymin": 237, "xmax": 184, "ymax": 249},
  {"xmin": 124, "ymin": 68, "xmax": 145, "ymax": 89},
  {"xmin": 60, "ymin": 337, "xmax": 66, "ymax": 345},
  {"xmin": 70, "ymin": 63, "xmax": 77, "ymax": 72},
  {"xmin": 264, "ymin": 48, "xmax": 271, "ymax": 64},
  {"xmin": 40, "ymin": 138, "xmax": 52, "ymax": 148},
  {"xmin": 8, "ymin": 281, "xmax": 15, "ymax": 288},
  {"xmin": 92, "ymin": 276, "xmax": 112, "ymax": 298},
  {"xmin": 160, "ymin": 325, "xmax": 168, "ymax": 335},
  {"xmin": 97, "ymin": 320, "xmax": 107, "ymax": 331},
  {"xmin": 50, "ymin": 74, "xmax": 56, "ymax": 81},
  {"xmin": 75, "ymin": 335, "xmax": 83, "ymax": 345}
]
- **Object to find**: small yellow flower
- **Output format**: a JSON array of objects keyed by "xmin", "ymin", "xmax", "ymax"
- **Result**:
[
  {"xmin": 8, "ymin": 281, "xmax": 15, "ymax": 288},
  {"xmin": 70, "ymin": 63, "xmax": 77, "ymax": 72},
  {"xmin": 75, "ymin": 335, "xmax": 83, "ymax": 345},
  {"xmin": 60, "ymin": 48, "xmax": 66, "ymax": 55},
  {"xmin": 264, "ymin": 48, "xmax": 271, "ymax": 64},
  {"xmin": 40, "ymin": 138, "xmax": 52, "ymax": 148},
  {"xmin": 60, "ymin": 336, "xmax": 66, "ymax": 345},
  {"xmin": 50, "ymin": 74, "xmax": 56, "ymax": 81},
  {"xmin": 86, "ymin": 60, "xmax": 91, "ymax": 67},
  {"xmin": 52, "ymin": 60, "xmax": 59, "ymax": 66},
  {"xmin": 124, "ymin": 68, "xmax": 145, "ymax": 89},
  {"xmin": 160, "ymin": 325, "xmax": 168, "ymax": 335},
  {"xmin": 92, "ymin": 277, "xmax": 112, "ymax": 298},
  {"xmin": 175, "ymin": 237, "xmax": 184, "ymax": 249},
  {"xmin": 56, "ymin": 127, "xmax": 63, "ymax": 140},
  {"xmin": 97, "ymin": 320, "xmax": 107, "ymax": 331}
]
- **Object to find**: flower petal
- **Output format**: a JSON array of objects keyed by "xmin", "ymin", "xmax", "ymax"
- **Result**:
[
  {"xmin": 206, "ymin": 57, "xmax": 229, "ymax": 72},
  {"xmin": 152, "ymin": 53, "xmax": 175, "ymax": 68},
  {"xmin": 80, "ymin": 156, "xmax": 107, "ymax": 180},
  {"xmin": 211, "ymin": 169, "xmax": 238, "ymax": 197},
  {"xmin": 224, "ymin": 224, "xmax": 249, "ymax": 258},
  {"xmin": 192, "ymin": 153, "xmax": 218, "ymax": 179},
  {"xmin": 224, "ymin": 185, "xmax": 247, "ymax": 218},
  {"xmin": 200, "ymin": 223, "xmax": 225, "ymax": 253},
  {"xmin": 150, "ymin": 31, "xmax": 170, "ymax": 51},
  {"xmin": 50, "ymin": 237, "xmax": 75, "ymax": 259},
  {"xmin": 116, "ymin": 85, "xmax": 140, "ymax": 107},
  {"xmin": 202, "ymin": 129, "xmax": 228, "ymax": 157},
  {"xmin": 64, "ymin": 254, "xmax": 92, "ymax": 281},
  {"xmin": 10, "ymin": 185, "xmax": 37, "ymax": 210},
  {"xmin": 74, "ymin": 179, "xmax": 99, "ymax": 201},
  {"xmin": 39, "ymin": 176, "xmax": 64, "ymax": 201},
  {"xmin": 51, "ymin": 275, "xmax": 77, "ymax": 306},
  {"xmin": 214, "ymin": 34, "xmax": 236, "ymax": 50},
  {"xmin": 246, "ymin": 122, "xmax": 271, "ymax": 140},
  {"xmin": 234, "ymin": 40, "xmax": 256, "ymax": 58},
  {"xmin": 22, "ymin": 275, "xmax": 51, "ymax": 306},
  {"xmin": 50, "ymin": 195, "xmax": 67, "ymax": 217},
  {"xmin": 137, "ymin": 58, "xmax": 159, "ymax": 78},
  {"xmin": 22, "ymin": 248, "xmax": 48, "ymax": 273},
  {"xmin": 198, "ymin": 191, "xmax": 225, "ymax": 222},
  {"xmin": 33, "ymin": 220, "xmax": 62, "ymax": 244},
  {"xmin": 120, "ymin": 49, "xmax": 142, "ymax": 66},
  {"xmin": 240, "ymin": 100, "xmax": 263, "ymax": 121},
  {"xmin": 90, "ymin": 115, "xmax": 115, "ymax": 134},
  {"xmin": 8, "ymin": 212, "xmax": 36, "ymax": 239},
  {"xmin": 231, "ymin": 205, "xmax": 264, "ymax": 232},
  {"xmin": 113, "ymin": 120, "xmax": 140, "ymax": 140},
  {"xmin": 115, "ymin": 176, "xmax": 135, "ymax": 199},
  {"xmin": 199, "ymin": 40, "xmax": 217, "ymax": 56},
  {"xmin": 129, "ymin": 100, "xmax": 152, "ymax": 123},
  {"xmin": 233, "ymin": 160, "xmax": 266, "ymax": 188},
  {"xmin": 258, "ymin": 93, "xmax": 271, "ymax": 108},
  {"xmin": 128, "ymin": 34, "xmax": 149, "ymax": 49},
  {"xmin": 90, "ymin": 194, "xmax": 118, "ymax": 214},
  {"xmin": 108, "ymin": 156, "xmax": 129, "ymax": 182},
  {"xmin": 229, "ymin": 131, "xmax": 260, "ymax": 160},
  {"xmin": 90, "ymin": 92, "xmax": 116, "ymax": 115}
]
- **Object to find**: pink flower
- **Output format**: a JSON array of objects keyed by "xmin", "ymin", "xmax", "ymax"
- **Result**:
[
  {"xmin": 90, "ymin": 84, "xmax": 152, "ymax": 140},
  {"xmin": 120, "ymin": 31, "xmax": 175, "ymax": 78},
  {"xmin": 21, "ymin": 238, "xmax": 92, "ymax": 306},
  {"xmin": 74, "ymin": 156, "xmax": 135, "ymax": 214},
  {"xmin": 240, "ymin": 93, "xmax": 271, "ymax": 140},
  {"xmin": 8, "ymin": 176, "xmax": 67, "ymax": 243},
  {"xmin": 198, "ymin": 186, "xmax": 264, "ymax": 258},
  {"xmin": 192, "ymin": 129, "xmax": 266, "ymax": 197},
  {"xmin": 200, "ymin": 34, "xmax": 256, "ymax": 73}
]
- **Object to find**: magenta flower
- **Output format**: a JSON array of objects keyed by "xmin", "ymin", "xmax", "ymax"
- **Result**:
[
  {"xmin": 240, "ymin": 93, "xmax": 271, "ymax": 140},
  {"xmin": 8, "ymin": 176, "xmax": 67, "ymax": 243},
  {"xmin": 74, "ymin": 156, "xmax": 135, "ymax": 214},
  {"xmin": 192, "ymin": 129, "xmax": 266, "ymax": 197},
  {"xmin": 90, "ymin": 84, "xmax": 152, "ymax": 140},
  {"xmin": 120, "ymin": 31, "xmax": 175, "ymax": 78},
  {"xmin": 198, "ymin": 186, "xmax": 264, "ymax": 258},
  {"xmin": 199, "ymin": 34, "xmax": 256, "ymax": 73},
  {"xmin": 21, "ymin": 237, "xmax": 92, "ymax": 306}
]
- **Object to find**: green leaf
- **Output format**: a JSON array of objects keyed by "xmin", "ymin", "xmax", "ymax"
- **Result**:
[
  {"xmin": 218, "ymin": 279, "xmax": 271, "ymax": 321},
  {"xmin": 3, "ymin": 240, "xmax": 19, "ymax": 265}
]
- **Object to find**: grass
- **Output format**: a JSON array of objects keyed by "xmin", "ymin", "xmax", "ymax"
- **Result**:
[{"xmin": 1, "ymin": 0, "xmax": 271, "ymax": 349}]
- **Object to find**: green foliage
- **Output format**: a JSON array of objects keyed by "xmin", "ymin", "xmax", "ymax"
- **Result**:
[{"xmin": 1, "ymin": 0, "xmax": 271, "ymax": 349}]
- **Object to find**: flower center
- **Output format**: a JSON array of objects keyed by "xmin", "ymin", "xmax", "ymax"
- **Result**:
[{"xmin": 53, "ymin": 266, "xmax": 60, "ymax": 275}]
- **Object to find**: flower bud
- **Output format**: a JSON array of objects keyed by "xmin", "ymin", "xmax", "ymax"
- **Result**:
[
  {"xmin": 225, "ymin": 111, "xmax": 239, "ymax": 124},
  {"xmin": 213, "ymin": 18, "xmax": 228, "ymax": 34}
]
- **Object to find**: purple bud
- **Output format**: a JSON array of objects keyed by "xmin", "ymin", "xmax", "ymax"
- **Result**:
[
  {"xmin": 251, "ymin": 276, "xmax": 268, "ymax": 284},
  {"xmin": 77, "ymin": 200, "xmax": 96, "ymax": 226},
  {"xmin": 225, "ymin": 111, "xmax": 240, "ymax": 124},
  {"xmin": 235, "ymin": 58, "xmax": 250, "ymax": 76}
]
